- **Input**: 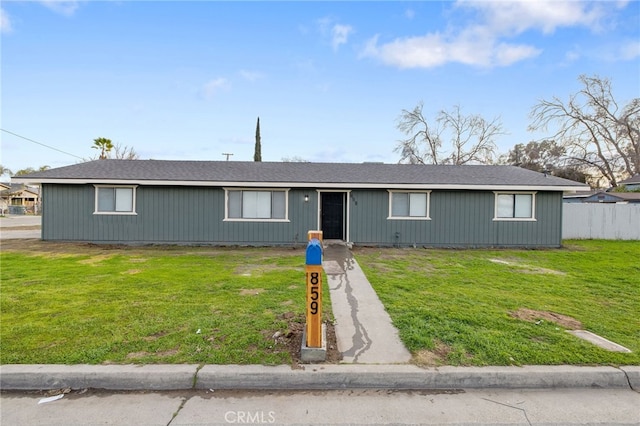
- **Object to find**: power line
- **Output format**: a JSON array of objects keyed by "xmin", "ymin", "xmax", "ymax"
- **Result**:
[{"xmin": 1, "ymin": 128, "xmax": 85, "ymax": 160}]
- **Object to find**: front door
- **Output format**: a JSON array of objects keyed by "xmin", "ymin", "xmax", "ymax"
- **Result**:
[{"xmin": 321, "ymin": 192, "xmax": 345, "ymax": 240}]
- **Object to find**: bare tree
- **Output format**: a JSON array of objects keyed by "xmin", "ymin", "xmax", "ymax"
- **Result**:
[
  {"xmin": 281, "ymin": 156, "xmax": 309, "ymax": 162},
  {"xmin": 112, "ymin": 143, "xmax": 139, "ymax": 160},
  {"xmin": 529, "ymin": 75, "xmax": 640, "ymax": 187},
  {"xmin": 501, "ymin": 140, "xmax": 587, "ymax": 183},
  {"xmin": 86, "ymin": 139, "xmax": 139, "ymax": 161},
  {"xmin": 395, "ymin": 103, "xmax": 503, "ymax": 165}
]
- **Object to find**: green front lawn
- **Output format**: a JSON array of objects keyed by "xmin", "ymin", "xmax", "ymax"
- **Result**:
[
  {"xmin": 355, "ymin": 240, "xmax": 640, "ymax": 366},
  {"xmin": 1, "ymin": 243, "xmax": 330, "ymax": 365},
  {"xmin": 2, "ymin": 240, "xmax": 638, "ymax": 366}
]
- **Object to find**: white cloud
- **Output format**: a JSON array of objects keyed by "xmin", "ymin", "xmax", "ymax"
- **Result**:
[
  {"xmin": 493, "ymin": 42, "xmax": 542, "ymax": 66},
  {"xmin": 316, "ymin": 17, "xmax": 354, "ymax": 51},
  {"xmin": 39, "ymin": 1, "xmax": 81, "ymax": 17},
  {"xmin": 201, "ymin": 78, "xmax": 230, "ymax": 100},
  {"xmin": 239, "ymin": 70, "xmax": 264, "ymax": 82},
  {"xmin": 461, "ymin": 0, "xmax": 606, "ymax": 35},
  {"xmin": 360, "ymin": 0, "xmax": 621, "ymax": 69},
  {"xmin": 361, "ymin": 28, "xmax": 541, "ymax": 69},
  {"xmin": 331, "ymin": 24, "xmax": 353, "ymax": 51},
  {"xmin": 0, "ymin": 8, "xmax": 12, "ymax": 34}
]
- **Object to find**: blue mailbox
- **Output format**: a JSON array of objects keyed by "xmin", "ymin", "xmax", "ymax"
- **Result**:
[{"xmin": 306, "ymin": 238, "xmax": 322, "ymax": 265}]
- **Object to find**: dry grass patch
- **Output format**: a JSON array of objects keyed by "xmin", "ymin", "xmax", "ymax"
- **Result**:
[
  {"xmin": 126, "ymin": 349, "xmax": 179, "ymax": 359},
  {"xmin": 488, "ymin": 258, "xmax": 565, "ymax": 275},
  {"xmin": 510, "ymin": 308, "xmax": 582, "ymax": 330},
  {"xmin": 240, "ymin": 288, "xmax": 265, "ymax": 296},
  {"xmin": 78, "ymin": 254, "xmax": 113, "ymax": 265},
  {"xmin": 413, "ymin": 341, "xmax": 453, "ymax": 366}
]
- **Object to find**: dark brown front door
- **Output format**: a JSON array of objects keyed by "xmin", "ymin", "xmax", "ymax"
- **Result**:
[{"xmin": 321, "ymin": 192, "xmax": 345, "ymax": 240}]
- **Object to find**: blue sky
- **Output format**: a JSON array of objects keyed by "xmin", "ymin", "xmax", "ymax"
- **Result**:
[{"xmin": 1, "ymin": 1, "xmax": 639, "ymax": 174}]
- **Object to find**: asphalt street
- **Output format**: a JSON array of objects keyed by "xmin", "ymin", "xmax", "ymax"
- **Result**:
[{"xmin": 0, "ymin": 214, "xmax": 41, "ymax": 239}]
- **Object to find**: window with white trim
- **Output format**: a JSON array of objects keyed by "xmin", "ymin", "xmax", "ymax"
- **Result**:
[
  {"xmin": 94, "ymin": 185, "xmax": 137, "ymax": 214},
  {"xmin": 388, "ymin": 191, "xmax": 431, "ymax": 220},
  {"xmin": 225, "ymin": 189, "xmax": 288, "ymax": 221},
  {"xmin": 494, "ymin": 192, "xmax": 536, "ymax": 220}
]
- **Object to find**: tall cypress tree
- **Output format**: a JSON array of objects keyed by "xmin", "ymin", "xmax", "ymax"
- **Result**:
[{"xmin": 254, "ymin": 117, "xmax": 262, "ymax": 162}]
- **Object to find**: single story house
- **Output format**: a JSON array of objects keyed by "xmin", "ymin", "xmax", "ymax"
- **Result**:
[
  {"xmin": 562, "ymin": 190, "xmax": 596, "ymax": 203},
  {"xmin": 0, "ymin": 182, "xmax": 10, "ymax": 215},
  {"xmin": 13, "ymin": 160, "xmax": 588, "ymax": 248},
  {"xmin": 581, "ymin": 191, "xmax": 640, "ymax": 204},
  {"xmin": 0, "ymin": 183, "xmax": 41, "ymax": 214},
  {"xmin": 619, "ymin": 174, "xmax": 640, "ymax": 191}
]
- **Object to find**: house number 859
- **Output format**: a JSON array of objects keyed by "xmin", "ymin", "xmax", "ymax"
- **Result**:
[{"xmin": 309, "ymin": 272, "xmax": 319, "ymax": 315}]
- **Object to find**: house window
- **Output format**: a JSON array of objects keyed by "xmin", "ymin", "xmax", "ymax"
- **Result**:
[
  {"xmin": 225, "ymin": 189, "xmax": 288, "ymax": 221},
  {"xmin": 494, "ymin": 192, "xmax": 536, "ymax": 220},
  {"xmin": 388, "ymin": 191, "xmax": 431, "ymax": 220},
  {"xmin": 94, "ymin": 185, "xmax": 137, "ymax": 215}
]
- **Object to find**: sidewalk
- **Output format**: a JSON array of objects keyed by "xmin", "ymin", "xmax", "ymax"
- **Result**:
[{"xmin": 323, "ymin": 242, "xmax": 411, "ymax": 364}]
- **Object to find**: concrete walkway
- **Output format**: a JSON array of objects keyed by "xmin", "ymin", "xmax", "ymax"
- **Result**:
[{"xmin": 323, "ymin": 242, "xmax": 411, "ymax": 364}]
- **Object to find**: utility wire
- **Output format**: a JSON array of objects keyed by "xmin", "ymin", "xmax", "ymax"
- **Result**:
[{"xmin": 1, "ymin": 128, "xmax": 85, "ymax": 160}]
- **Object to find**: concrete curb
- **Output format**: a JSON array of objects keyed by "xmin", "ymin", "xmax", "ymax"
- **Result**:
[
  {"xmin": 619, "ymin": 366, "xmax": 640, "ymax": 391},
  {"xmin": 0, "ymin": 364, "xmax": 198, "ymax": 391},
  {"xmin": 1, "ymin": 364, "xmax": 635, "ymax": 391}
]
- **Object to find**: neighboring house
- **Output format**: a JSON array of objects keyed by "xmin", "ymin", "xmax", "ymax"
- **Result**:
[
  {"xmin": 619, "ymin": 174, "xmax": 640, "ymax": 191},
  {"xmin": 581, "ymin": 191, "xmax": 640, "ymax": 204},
  {"xmin": 13, "ymin": 160, "xmax": 588, "ymax": 248},
  {"xmin": 0, "ymin": 183, "xmax": 41, "ymax": 214},
  {"xmin": 563, "ymin": 190, "xmax": 596, "ymax": 203},
  {"xmin": 0, "ymin": 182, "xmax": 10, "ymax": 215}
]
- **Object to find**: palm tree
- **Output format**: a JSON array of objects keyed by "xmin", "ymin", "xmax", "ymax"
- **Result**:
[
  {"xmin": 92, "ymin": 138, "xmax": 114, "ymax": 159},
  {"xmin": 0, "ymin": 165, "xmax": 13, "ymax": 177}
]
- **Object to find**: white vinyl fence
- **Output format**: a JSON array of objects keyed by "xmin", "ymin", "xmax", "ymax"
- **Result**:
[{"xmin": 563, "ymin": 203, "xmax": 640, "ymax": 240}]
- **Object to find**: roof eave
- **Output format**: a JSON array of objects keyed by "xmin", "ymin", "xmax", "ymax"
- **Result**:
[{"xmin": 15, "ymin": 177, "xmax": 589, "ymax": 192}]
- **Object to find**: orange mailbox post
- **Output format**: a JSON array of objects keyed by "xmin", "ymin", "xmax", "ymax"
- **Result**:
[
  {"xmin": 305, "ymin": 237, "xmax": 323, "ymax": 348},
  {"xmin": 301, "ymin": 230, "xmax": 326, "ymax": 362}
]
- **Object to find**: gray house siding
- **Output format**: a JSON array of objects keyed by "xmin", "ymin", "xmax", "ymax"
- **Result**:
[
  {"xmin": 43, "ymin": 184, "xmax": 563, "ymax": 247},
  {"xmin": 348, "ymin": 190, "xmax": 562, "ymax": 247},
  {"xmin": 42, "ymin": 184, "xmax": 317, "ymax": 245}
]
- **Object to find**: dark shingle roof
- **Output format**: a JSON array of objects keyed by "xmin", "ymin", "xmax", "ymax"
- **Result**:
[
  {"xmin": 619, "ymin": 174, "xmax": 640, "ymax": 185},
  {"xmin": 583, "ymin": 191, "xmax": 640, "ymax": 202},
  {"xmin": 13, "ymin": 160, "xmax": 588, "ymax": 190},
  {"xmin": 0, "ymin": 183, "xmax": 40, "ymax": 195}
]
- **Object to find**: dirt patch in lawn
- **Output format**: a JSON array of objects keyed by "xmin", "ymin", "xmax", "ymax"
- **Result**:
[
  {"xmin": 510, "ymin": 308, "xmax": 582, "ymax": 330},
  {"xmin": 272, "ymin": 312, "xmax": 342, "ymax": 368},
  {"xmin": 240, "ymin": 288, "xmax": 265, "ymax": 296},
  {"xmin": 126, "ymin": 349, "xmax": 179, "ymax": 359},
  {"xmin": 235, "ymin": 264, "xmax": 303, "ymax": 277},
  {"xmin": 78, "ymin": 254, "xmax": 113, "ymax": 265},
  {"xmin": 413, "ymin": 341, "xmax": 453, "ymax": 367}
]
